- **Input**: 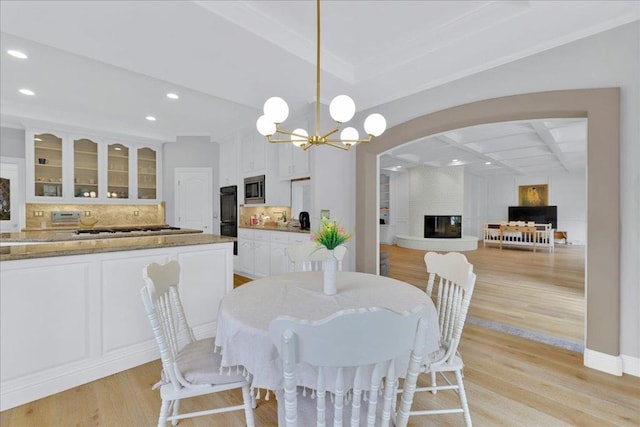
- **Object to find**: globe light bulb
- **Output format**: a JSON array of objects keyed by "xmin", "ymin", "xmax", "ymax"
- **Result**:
[
  {"xmin": 364, "ymin": 113, "xmax": 386, "ymax": 137},
  {"xmin": 329, "ymin": 95, "xmax": 356, "ymax": 123},
  {"xmin": 263, "ymin": 97, "xmax": 289, "ymax": 123},
  {"xmin": 256, "ymin": 115, "xmax": 276, "ymax": 136},
  {"xmin": 291, "ymin": 128, "xmax": 309, "ymax": 147},
  {"xmin": 340, "ymin": 127, "xmax": 360, "ymax": 147}
]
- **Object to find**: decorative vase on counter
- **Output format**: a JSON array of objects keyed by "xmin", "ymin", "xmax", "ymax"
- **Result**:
[{"xmin": 323, "ymin": 249, "xmax": 337, "ymax": 295}]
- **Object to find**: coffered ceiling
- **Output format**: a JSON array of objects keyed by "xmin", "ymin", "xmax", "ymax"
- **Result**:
[
  {"xmin": 380, "ymin": 117, "xmax": 587, "ymax": 176},
  {"xmin": 1, "ymin": 1, "xmax": 637, "ymax": 175}
]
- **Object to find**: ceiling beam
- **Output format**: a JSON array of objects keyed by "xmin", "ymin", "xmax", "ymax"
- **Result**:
[
  {"xmin": 434, "ymin": 133, "xmax": 522, "ymax": 175},
  {"xmin": 530, "ymin": 122, "xmax": 572, "ymax": 172}
]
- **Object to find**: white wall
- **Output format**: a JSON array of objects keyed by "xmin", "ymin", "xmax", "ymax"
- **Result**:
[
  {"xmin": 390, "ymin": 170, "xmax": 409, "ymax": 236},
  {"xmin": 310, "ymin": 127, "xmax": 356, "ymax": 271},
  {"xmin": 408, "ymin": 166, "xmax": 464, "ymax": 236},
  {"xmin": 0, "ymin": 127, "xmax": 25, "ymax": 158}
]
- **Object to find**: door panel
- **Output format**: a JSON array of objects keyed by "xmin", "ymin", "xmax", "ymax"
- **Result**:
[{"xmin": 175, "ymin": 168, "xmax": 212, "ymax": 233}]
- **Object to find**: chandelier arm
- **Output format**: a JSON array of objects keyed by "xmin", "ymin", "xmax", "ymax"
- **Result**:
[
  {"xmin": 267, "ymin": 136, "xmax": 303, "ymax": 144},
  {"xmin": 326, "ymin": 135, "xmax": 374, "ymax": 144},
  {"xmin": 320, "ymin": 125, "xmax": 341, "ymax": 140},
  {"xmin": 274, "ymin": 126, "xmax": 310, "ymax": 140},
  {"xmin": 321, "ymin": 140, "xmax": 351, "ymax": 151}
]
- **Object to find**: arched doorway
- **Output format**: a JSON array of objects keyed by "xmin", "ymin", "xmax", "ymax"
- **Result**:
[{"xmin": 356, "ymin": 89, "xmax": 620, "ymax": 373}]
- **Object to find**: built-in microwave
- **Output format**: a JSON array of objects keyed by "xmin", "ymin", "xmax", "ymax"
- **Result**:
[{"xmin": 244, "ymin": 175, "xmax": 265, "ymax": 204}]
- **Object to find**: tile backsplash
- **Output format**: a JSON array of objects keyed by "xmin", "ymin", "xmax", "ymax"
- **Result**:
[
  {"xmin": 239, "ymin": 205, "xmax": 291, "ymax": 226},
  {"xmin": 25, "ymin": 202, "xmax": 165, "ymax": 230}
]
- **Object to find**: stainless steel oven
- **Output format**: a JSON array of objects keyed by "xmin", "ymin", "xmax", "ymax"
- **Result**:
[{"xmin": 244, "ymin": 175, "xmax": 265, "ymax": 204}]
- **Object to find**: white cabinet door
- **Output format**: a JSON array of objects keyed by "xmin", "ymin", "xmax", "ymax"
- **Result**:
[
  {"xmin": 278, "ymin": 144, "xmax": 309, "ymax": 179},
  {"xmin": 254, "ymin": 240, "xmax": 271, "ymax": 277},
  {"xmin": 270, "ymin": 243, "xmax": 289, "ymax": 275},
  {"xmin": 237, "ymin": 238, "xmax": 254, "ymax": 274},
  {"xmin": 219, "ymin": 141, "xmax": 238, "ymax": 187},
  {"xmin": 241, "ymin": 133, "xmax": 266, "ymax": 174}
]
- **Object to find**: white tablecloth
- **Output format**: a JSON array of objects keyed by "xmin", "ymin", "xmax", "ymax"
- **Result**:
[{"xmin": 214, "ymin": 271, "xmax": 440, "ymax": 391}]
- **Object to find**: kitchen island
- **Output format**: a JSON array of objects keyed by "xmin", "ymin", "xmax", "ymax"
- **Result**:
[{"xmin": 0, "ymin": 233, "xmax": 235, "ymax": 411}]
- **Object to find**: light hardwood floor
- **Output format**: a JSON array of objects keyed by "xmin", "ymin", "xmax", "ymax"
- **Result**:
[
  {"xmin": 3, "ymin": 248, "xmax": 638, "ymax": 426},
  {"xmin": 382, "ymin": 243, "xmax": 585, "ymax": 344}
]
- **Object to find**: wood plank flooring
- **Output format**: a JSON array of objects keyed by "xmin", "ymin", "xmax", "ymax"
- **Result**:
[
  {"xmin": 382, "ymin": 243, "xmax": 585, "ymax": 344},
  {"xmin": 3, "ymin": 247, "xmax": 638, "ymax": 426}
]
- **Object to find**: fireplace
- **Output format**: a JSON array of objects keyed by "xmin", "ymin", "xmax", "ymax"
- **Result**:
[{"xmin": 424, "ymin": 215, "xmax": 462, "ymax": 239}]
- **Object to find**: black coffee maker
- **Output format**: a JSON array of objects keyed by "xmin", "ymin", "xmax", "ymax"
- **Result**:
[{"xmin": 299, "ymin": 211, "xmax": 310, "ymax": 230}]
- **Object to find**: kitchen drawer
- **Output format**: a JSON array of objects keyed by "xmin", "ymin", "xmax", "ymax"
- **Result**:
[
  {"xmin": 253, "ymin": 229, "xmax": 270, "ymax": 241},
  {"xmin": 238, "ymin": 229, "xmax": 254, "ymax": 240},
  {"xmin": 270, "ymin": 231, "xmax": 290, "ymax": 244},
  {"xmin": 288, "ymin": 233, "xmax": 310, "ymax": 245}
]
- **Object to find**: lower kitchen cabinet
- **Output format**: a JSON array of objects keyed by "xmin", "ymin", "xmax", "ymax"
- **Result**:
[
  {"xmin": 0, "ymin": 241, "xmax": 233, "ymax": 411},
  {"xmin": 236, "ymin": 229, "xmax": 310, "ymax": 278}
]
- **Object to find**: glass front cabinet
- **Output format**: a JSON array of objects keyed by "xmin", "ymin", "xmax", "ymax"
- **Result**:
[
  {"xmin": 27, "ymin": 129, "xmax": 162, "ymax": 203},
  {"xmin": 33, "ymin": 133, "xmax": 64, "ymax": 198}
]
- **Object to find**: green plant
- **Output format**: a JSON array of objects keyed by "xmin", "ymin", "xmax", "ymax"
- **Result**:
[{"xmin": 311, "ymin": 217, "xmax": 351, "ymax": 250}]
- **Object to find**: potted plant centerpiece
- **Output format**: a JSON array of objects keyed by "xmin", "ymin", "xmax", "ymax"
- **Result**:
[{"xmin": 312, "ymin": 217, "xmax": 351, "ymax": 295}]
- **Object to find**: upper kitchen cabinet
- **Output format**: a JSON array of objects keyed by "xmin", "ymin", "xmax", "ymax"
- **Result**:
[
  {"xmin": 26, "ymin": 128, "xmax": 162, "ymax": 203},
  {"xmin": 219, "ymin": 141, "xmax": 238, "ymax": 187},
  {"xmin": 73, "ymin": 138, "xmax": 99, "ymax": 198},
  {"xmin": 278, "ymin": 143, "xmax": 309, "ymax": 179},
  {"xmin": 32, "ymin": 133, "xmax": 64, "ymax": 198},
  {"xmin": 241, "ymin": 133, "xmax": 266, "ymax": 174},
  {"xmin": 107, "ymin": 143, "xmax": 130, "ymax": 199},
  {"xmin": 137, "ymin": 147, "xmax": 157, "ymax": 200}
]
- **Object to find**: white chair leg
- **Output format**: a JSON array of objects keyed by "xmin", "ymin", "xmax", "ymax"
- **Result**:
[
  {"xmin": 242, "ymin": 383, "xmax": 256, "ymax": 427},
  {"xmin": 158, "ymin": 399, "xmax": 170, "ymax": 427},
  {"xmin": 430, "ymin": 371, "xmax": 437, "ymax": 394},
  {"xmin": 455, "ymin": 369, "xmax": 472, "ymax": 427},
  {"xmin": 172, "ymin": 399, "xmax": 180, "ymax": 426}
]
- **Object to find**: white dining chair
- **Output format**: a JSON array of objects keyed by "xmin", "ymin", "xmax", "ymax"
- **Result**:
[
  {"xmin": 269, "ymin": 306, "xmax": 430, "ymax": 427},
  {"xmin": 141, "ymin": 260, "xmax": 255, "ymax": 427},
  {"xmin": 286, "ymin": 241, "xmax": 347, "ymax": 272},
  {"xmin": 399, "ymin": 251, "xmax": 476, "ymax": 426}
]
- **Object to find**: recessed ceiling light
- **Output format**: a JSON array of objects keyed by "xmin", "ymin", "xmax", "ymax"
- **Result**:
[
  {"xmin": 7, "ymin": 50, "xmax": 28, "ymax": 59},
  {"xmin": 146, "ymin": 116, "xmax": 157, "ymax": 121},
  {"xmin": 452, "ymin": 159, "xmax": 459, "ymax": 162},
  {"xmin": 19, "ymin": 88, "xmax": 35, "ymax": 96},
  {"xmin": 166, "ymin": 93, "xmax": 179, "ymax": 100},
  {"xmin": 485, "ymin": 161, "xmax": 492, "ymax": 165}
]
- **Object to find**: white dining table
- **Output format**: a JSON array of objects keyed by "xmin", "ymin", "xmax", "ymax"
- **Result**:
[{"xmin": 214, "ymin": 271, "xmax": 440, "ymax": 392}]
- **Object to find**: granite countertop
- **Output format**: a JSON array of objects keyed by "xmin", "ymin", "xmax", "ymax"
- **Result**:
[
  {"xmin": 238, "ymin": 224, "xmax": 310, "ymax": 234},
  {"xmin": 0, "ymin": 233, "xmax": 235, "ymax": 261},
  {"xmin": 1, "ymin": 227, "xmax": 203, "ymax": 243}
]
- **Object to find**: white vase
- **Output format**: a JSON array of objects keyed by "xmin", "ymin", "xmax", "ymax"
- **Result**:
[{"xmin": 323, "ymin": 249, "xmax": 337, "ymax": 295}]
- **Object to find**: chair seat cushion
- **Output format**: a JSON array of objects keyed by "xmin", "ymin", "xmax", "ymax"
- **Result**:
[
  {"xmin": 276, "ymin": 387, "xmax": 390, "ymax": 426},
  {"xmin": 176, "ymin": 337, "xmax": 247, "ymax": 385}
]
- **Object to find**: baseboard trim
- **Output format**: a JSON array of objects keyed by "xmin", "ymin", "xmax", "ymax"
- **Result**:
[
  {"xmin": 0, "ymin": 342, "xmax": 158, "ymax": 412},
  {"xmin": 0, "ymin": 320, "xmax": 218, "ymax": 412},
  {"xmin": 584, "ymin": 348, "xmax": 623, "ymax": 376},
  {"xmin": 621, "ymin": 354, "xmax": 640, "ymax": 377}
]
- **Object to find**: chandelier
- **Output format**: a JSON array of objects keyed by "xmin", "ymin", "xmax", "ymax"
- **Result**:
[{"xmin": 256, "ymin": 0, "xmax": 386, "ymax": 151}]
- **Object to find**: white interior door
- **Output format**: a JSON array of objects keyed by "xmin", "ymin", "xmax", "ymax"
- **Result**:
[{"xmin": 174, "ymin": 168, "xmax": 212, "ymax": 233}]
